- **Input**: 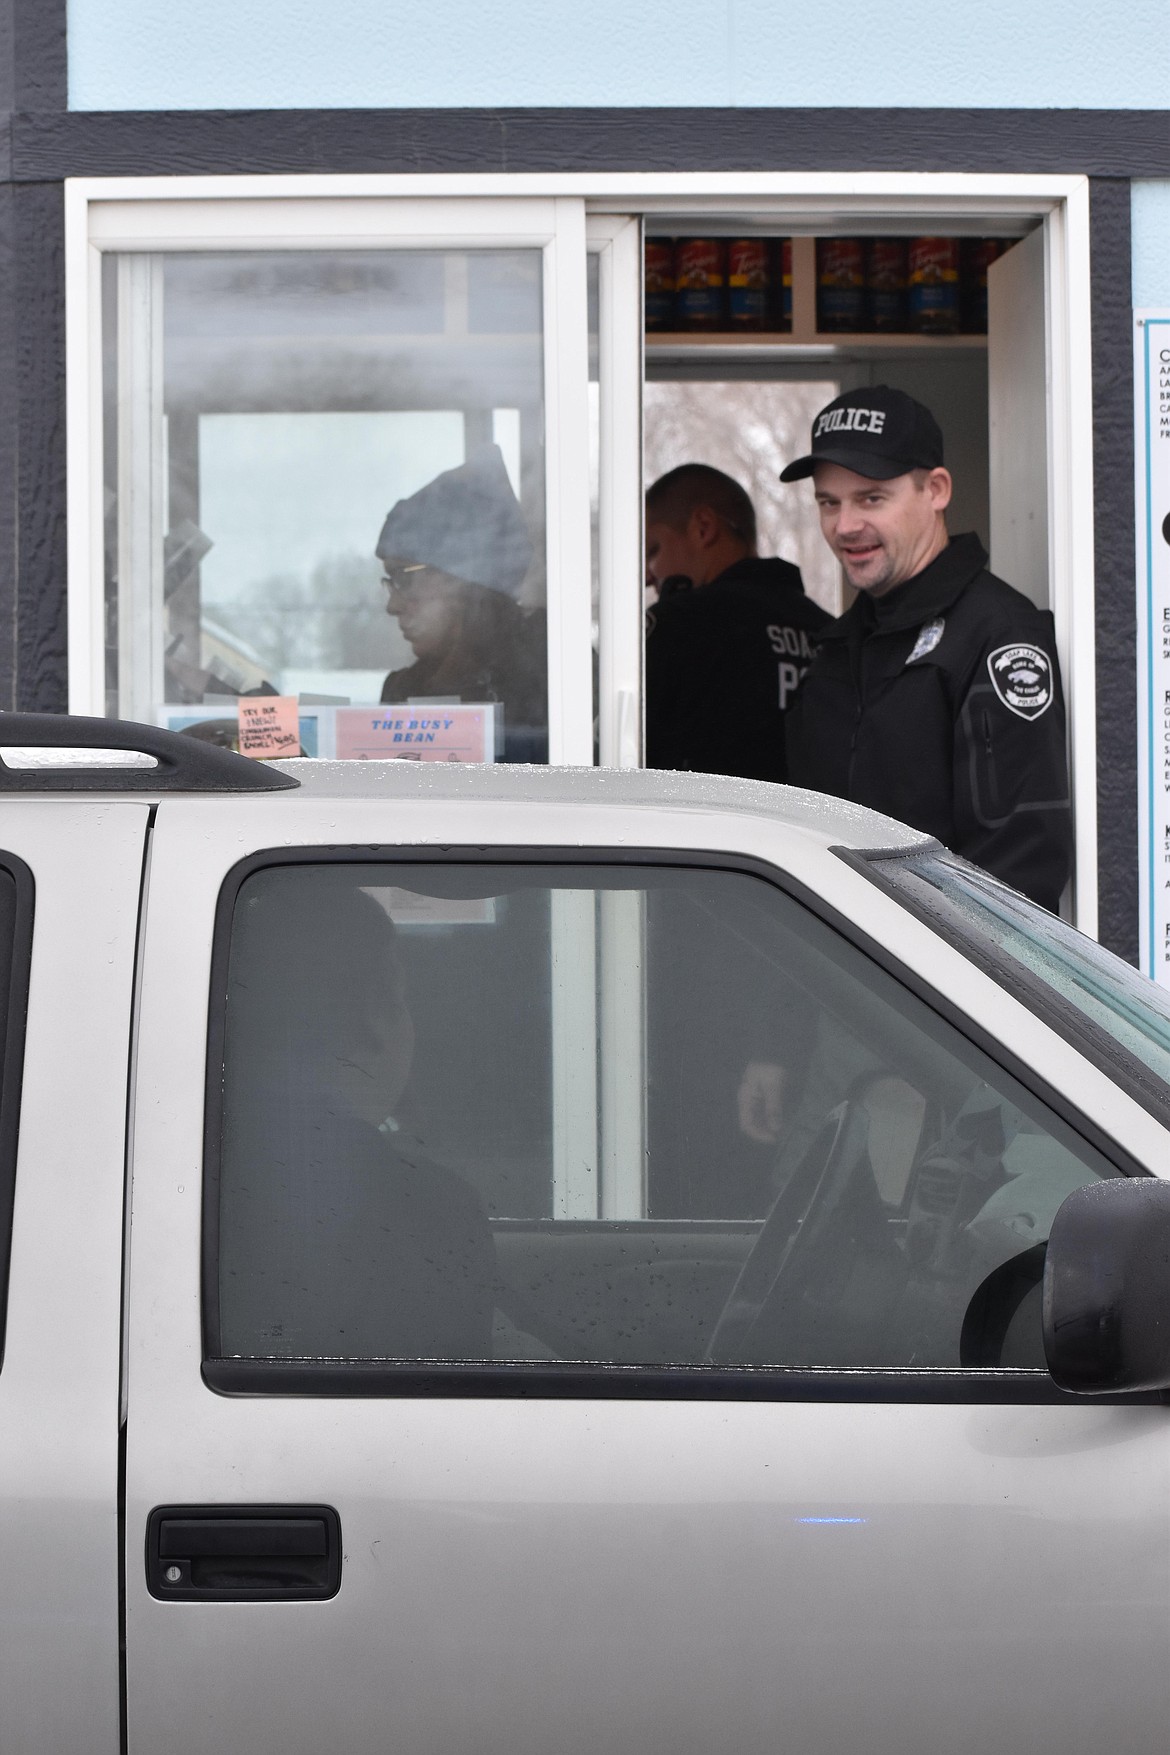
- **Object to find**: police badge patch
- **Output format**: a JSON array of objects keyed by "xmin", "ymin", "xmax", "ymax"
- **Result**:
[
  {"xmin": 905, "ymin": 617, "xmax": 945, "ymax": 665},
  {"xmin": 987, "ymin": 643, "xmax": 1053, "ymax": 720}
]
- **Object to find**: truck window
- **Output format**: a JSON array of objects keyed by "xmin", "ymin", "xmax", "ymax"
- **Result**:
[{"xmin": 206, "ymin": 859, "xmax": 1115, "ymax": 1388}]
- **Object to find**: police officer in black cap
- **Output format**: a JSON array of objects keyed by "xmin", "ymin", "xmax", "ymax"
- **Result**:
[
  {"xmin": 376, "ymin": 444, "xmax": 546, "ymax": 759},
  {"xmin": 644, "ymin": 463, "xmax": 831, "ymax": 784},
  {"xmin": 780, "ymin": 386, "xmax": 1072, "ymax": 912}
]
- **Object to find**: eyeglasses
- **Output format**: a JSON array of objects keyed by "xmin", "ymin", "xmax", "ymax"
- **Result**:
[{"xmin": 380, "ymin": 563, "xmax": 429, "ymax": 600}]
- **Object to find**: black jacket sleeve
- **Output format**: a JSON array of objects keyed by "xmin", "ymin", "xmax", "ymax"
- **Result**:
[
  {"xmin": 643, "ymin": 596, "xmax": 689, "ymax": 771},
  {"xmin": 952, "ymin": 610, "xmax": 1072, "ymax": 912}
]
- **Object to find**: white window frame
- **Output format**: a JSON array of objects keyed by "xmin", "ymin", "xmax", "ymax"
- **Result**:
[
  {"xmin": 65, "ymin": 171, "xmax": 1095, "ymax": 931},
  {"xmin": 65, "ymin": 187, "xmax": 594, "ymax": 762}
]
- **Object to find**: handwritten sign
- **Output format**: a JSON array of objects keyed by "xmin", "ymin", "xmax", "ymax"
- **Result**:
[
  {"xmin": 335, "ymin": 705, "xmax": 495, "ymax": 763},
  {"xmin": 237, "ymin": 696, "xmax": 301, "ymax": 760}
]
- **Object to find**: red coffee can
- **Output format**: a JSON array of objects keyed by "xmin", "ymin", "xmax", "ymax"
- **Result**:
[
  {"xmin": 644, "ymin": 240, "xmax": 676, "ymax": 332},
  {"xmin": 728, "ymin": 239, "xmax": 768, "ymax": 328},
  {"xmin": 817, "ymin": 239, "xmax": 865, "ymax": 332},
  {"xmin": 908, "ymin": 237, "xmax": 960, "ymax": 333},
  {"xmin": 675, "ymin": 239, "xmax": 727, "ymax": 329},
  {"xmin": 960, "ymin": 237, "xmax": 1004, "ymax": 333},
  {"xmin": 770, "ymin": 237, "xmax": 793, "ymax": 331},
  {"xmin": 865, "ymin": 238, "xmax": 908, "ymax": 332}
]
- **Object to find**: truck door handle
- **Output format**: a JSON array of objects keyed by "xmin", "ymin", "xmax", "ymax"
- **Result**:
[{"xmin": 146, "ymin": 1505, "xmax": 341, "ymax": 1601}]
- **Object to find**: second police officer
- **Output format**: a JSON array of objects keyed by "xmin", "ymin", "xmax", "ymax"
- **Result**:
[{"xmin": 644, "ymin": 463, "xmax": 831, "ymax": 784}]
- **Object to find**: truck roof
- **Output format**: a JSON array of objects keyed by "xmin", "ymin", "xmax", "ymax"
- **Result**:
[
  {"xmin": 263, "ymin": 758, "xmax": 927, "ymax": 852},
  {"xmin": 0, "ymin": 715, "xmax": 927, "ymax": 854}
]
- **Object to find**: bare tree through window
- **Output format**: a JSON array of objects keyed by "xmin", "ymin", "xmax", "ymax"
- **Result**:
[{"xmin": 644, "ymin": 379, "xmax": 845, "ymax": 613}]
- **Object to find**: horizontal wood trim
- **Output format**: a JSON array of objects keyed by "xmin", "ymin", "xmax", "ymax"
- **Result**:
[{"xmin": 4, "ymin": 105, "xmax": 1170, "ymax": 181}]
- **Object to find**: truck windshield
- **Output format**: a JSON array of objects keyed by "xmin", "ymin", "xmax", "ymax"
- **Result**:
[{"xmin": 867, "ymin": 850, "xmax": 1170, "ymax": 1116}]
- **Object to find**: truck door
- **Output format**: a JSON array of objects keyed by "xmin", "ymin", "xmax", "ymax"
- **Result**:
[
  {"xmin": 123, "ymin": 791, "xmax": 1170, "ymax": 1755},
  {"xmin": 0, "ymin": 801, "xmax": 150, "ymax": 1755}
]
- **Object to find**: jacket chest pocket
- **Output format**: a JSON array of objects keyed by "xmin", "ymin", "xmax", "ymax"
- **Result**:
[{"xmin": 962, "ymin": 680, "xmax": 1009, "ymax": 827}]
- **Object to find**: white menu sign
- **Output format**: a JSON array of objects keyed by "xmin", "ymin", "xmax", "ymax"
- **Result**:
[{"xmin": 1136, "ymin": 311, "xmax": 1170, "ymax": 983}]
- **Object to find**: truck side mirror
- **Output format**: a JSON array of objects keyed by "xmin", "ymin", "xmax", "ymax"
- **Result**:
[{"xmin": 1043, "ymin": 1177, "xmax": 1170, "ymax": 1394}]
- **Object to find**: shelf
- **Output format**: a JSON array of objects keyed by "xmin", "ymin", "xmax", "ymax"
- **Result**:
[
  {"xmin": 646, "ymin": 331, "xmax": 986, "ymax": 356},
  {"xmin": 645, "ymin": 332, "xmax": 987, "ymax": 372}
]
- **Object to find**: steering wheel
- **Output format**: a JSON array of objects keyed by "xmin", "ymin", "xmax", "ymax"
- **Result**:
[{"xmin": 706, "ymin": 1100, "xmax": 872, "ymax": 1364}]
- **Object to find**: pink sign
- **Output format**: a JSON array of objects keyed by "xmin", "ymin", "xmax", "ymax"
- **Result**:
[
  {"xmin": 335, "ymin": 705, "xmax": 495, "ymax": 763},
  {"xmin": 237, "ymin": 696, "xmax": 301, "ymax": 759}
]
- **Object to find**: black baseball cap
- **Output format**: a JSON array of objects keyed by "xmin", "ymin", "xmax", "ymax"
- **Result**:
[{"xmin": 779, "ymin": 386, "xmax": 945, "ymax": 483}]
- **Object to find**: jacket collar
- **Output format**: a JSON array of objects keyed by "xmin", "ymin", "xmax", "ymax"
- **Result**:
[
  {"xmin": 710, "ymin": 555, "xmax": 798, "ymax": 590},
  {"xmin": 820, "ymin": 532, "xmax": 989, "ymax": 640}
]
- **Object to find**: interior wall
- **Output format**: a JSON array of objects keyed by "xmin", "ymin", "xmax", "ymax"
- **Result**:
[{"xmin": 837, "ymin": 354, "xmax": 990, "ymax": 555}]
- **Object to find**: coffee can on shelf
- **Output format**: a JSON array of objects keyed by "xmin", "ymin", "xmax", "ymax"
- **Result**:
[
  {"xmin": 866, "ymin": 238, "xmax": 908, "ymax": 332},
  {"xmin": 908, "ymin": 237, "xmax": 960, "ymax": 333},
  {"xmin": 675, "ymin": 238, "xmax": 727, "ymax": 329},
  {"xmin": 770, "ymin": 238, "xmax": 793, "ymax": 331},
  {"xmin": 644, "ymin": 240, "xmax": 676, "ymax": 331},
  {"xmin": 728, "ymin": 239, "xmax": 769, "ymax": 329},
  {"xmin": 817, "ymin": 238, "xmax": 865, "ymax": 332},
  {"xmin": 960, "ymin": 237, "xmax": 1005, "ymax": 333}
]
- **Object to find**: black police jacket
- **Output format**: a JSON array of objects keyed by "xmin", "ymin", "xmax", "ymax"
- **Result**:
[
  {"xmin": 785, "ymin": 533, "xmax": 1072, "ymax": 911},
  {"xmin": 645, "ymin": 556, "xmax": 832, "ymax": 784}
]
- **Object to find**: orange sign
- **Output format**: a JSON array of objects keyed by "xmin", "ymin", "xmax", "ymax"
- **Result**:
[{"xmin": 237, "ymin": 696, "xmax": 301, "ymax": 759}]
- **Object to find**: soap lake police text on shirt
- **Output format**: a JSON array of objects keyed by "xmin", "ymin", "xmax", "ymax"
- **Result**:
[
  {"xmin": 769, "ymin": 623, "xmax": 817, "ymax": 709},
  {"xmin": 813, "ymin": 406, "xmax": 888, "ymax": 439}
]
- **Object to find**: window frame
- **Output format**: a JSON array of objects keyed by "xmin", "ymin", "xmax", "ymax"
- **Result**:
[
  {"xmin": 65, "ymin": 187, "xmax": 594, "ymax": 760},
  {"xmin": 0, "ymin": 853, "xmax": 35, "ymax": 1372},
  {"xmin": 65, "ymin": 170, "xmax": 1096, "ymax": 928},
  {"xmin": 201, "ymin": 841, "xmax": 1147, "ymax": 1405}
]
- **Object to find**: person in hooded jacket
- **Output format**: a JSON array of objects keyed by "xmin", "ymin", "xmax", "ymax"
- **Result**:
[
  {"xmin": 644, "ymin": 464, "xmax": 831, "ymax": 784},
  {"xmin": 375, "ymin": 444, "xmax": 547, "ymax": 761}
]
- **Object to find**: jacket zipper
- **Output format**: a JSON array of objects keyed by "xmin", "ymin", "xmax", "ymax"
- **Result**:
[
  {"xmin": 982, "ymin": 709, "xmax": 998, "ymax": 814},
  {"xmin": 847, "ymin": 642, "xmax": 865, "ymax": 797}
]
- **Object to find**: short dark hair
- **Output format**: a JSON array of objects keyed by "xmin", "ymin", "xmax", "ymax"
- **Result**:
[{"xmin": 645, "ymin": 464, "xmax": 757, "ymax": 550}]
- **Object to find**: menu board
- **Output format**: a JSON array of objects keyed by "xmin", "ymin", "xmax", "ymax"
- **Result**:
[{"xmin": 1135, "ymin": 311, "xmax": 1170, "ymax": 983}]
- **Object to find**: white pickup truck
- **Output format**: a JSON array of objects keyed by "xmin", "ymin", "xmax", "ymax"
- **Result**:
[{"xmin": 2, "ymin": 714, "xmax": 1169, "ymax": 1755}]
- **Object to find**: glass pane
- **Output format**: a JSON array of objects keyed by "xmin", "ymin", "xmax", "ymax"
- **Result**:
[
  {"xmin": 103, "ymin": 250, "xmax": 548, "ymax": 762},
  {"xmin": 215, "ymin": 862, "xmax": 1113, "ymax": 1373},
  {"xmin": 883, "ymin": 851, "xmax": 1170, "ymax": 1090}
]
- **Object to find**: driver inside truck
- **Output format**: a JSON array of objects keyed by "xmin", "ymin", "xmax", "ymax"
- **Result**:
[{"xmin": 218, "ymin": 869, "xmax": 495, "ymax": 1361}]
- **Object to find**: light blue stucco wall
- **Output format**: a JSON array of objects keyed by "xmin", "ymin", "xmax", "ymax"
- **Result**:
[
  {"xmin": 1133, "ymin": 183, "xmax": 1170, "ymax": 308},
  {"xmin": 67, "ymin": 0, "xmax": 1170, "ymax": 112}
]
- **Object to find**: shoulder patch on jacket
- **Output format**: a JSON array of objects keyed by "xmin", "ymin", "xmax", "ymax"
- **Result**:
[
  {"xmin": 905, "ymin": 617, "xmax": 945, "ymax": 665},
  {"xmin": 987, "ymin": 643, "xmax": 1053, "ymax": 720}
]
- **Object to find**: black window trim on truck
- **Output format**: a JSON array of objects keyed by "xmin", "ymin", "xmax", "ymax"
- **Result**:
[
  {"xmin": 200, "ymin": 843, "xmax": 1152, "ymax": 1408},
  {"xmin": 0, "ymin": 853, "xmax": 34, "ymax": 1373}
]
